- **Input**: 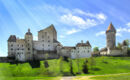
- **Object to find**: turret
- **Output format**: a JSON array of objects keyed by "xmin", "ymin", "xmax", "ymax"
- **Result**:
[
  {"xmin": 8, "ymin": 35, "xmax": 17, "ymax": 58},
  {"xmin": 106, "ymin": 22, "xmax": 116, "ymax": 49},
  {"xmin": 25, "ymin": 29, "xmax": 33, "ymax": 61}
]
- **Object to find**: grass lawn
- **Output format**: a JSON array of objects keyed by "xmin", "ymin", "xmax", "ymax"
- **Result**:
[
  {"xmin": 91, "ymin": 73, "xmax": 130, "ymax": 80},
  {"xmin": 0, "ymin": 77, "xmax": 60, "ymax": 80},
  {"xmin": 0, "ymin": 57, "xmax": 130, "ymax": 79}
]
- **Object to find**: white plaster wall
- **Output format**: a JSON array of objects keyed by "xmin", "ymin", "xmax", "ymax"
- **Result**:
[
  {"xmin": 108, "ymin": 50, "xmax": 123, "ymax": 56},
  {"xmin": 71, "ymin": 46, "xmax": 91, "ymax": 59}
]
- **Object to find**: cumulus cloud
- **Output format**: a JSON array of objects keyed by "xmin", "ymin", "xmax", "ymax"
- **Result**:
[
  {"xmin": 126, "ymin": 22, "xmax": 130, "ymax": 27},
  {"xmin": 96, "ymin": 27, "xmax": 130, "ymax": 37},
  {"xmin": 34, "ymin": 4, "xmax": 107, "ymax": 35},
  {"xmin": 66, "ymin": 28, "xmax": 81, "ymax": 35},
  {"xmin": 96, "ymin": 31, "xmax": 105, "ymax": 36},
  {"xmin": 59, "ymin": 35, "xmax": 65, "ymax": 38},
  {"xmin": 73, "ymin": 9, "xmax": 107, "ymax": 21},
  {"xmin": 60, "ymin": 9, "xmax": 107, "ymax": 35}
]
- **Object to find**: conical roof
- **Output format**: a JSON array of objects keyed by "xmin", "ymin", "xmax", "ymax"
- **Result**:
[{"xmin": 106, "ymin": 22, "xmax": 116, "ymax": 33}]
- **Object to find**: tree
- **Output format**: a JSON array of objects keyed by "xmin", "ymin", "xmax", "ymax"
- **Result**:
[
  {"xmin": 125, "ymin": 39, "xmax": 130, "ymax": 47},
  {"xmin": 76, "ymin": 51, "xmax": 80, "ymax": 74},
  {"xmin": 82, "ymin": 59, "xmax": 89, "ymax": 74},
  {"xmin": 58, "ymin": 56, "xmax": 64, "ymax": 73},
  {"xmin": 117, "ymin": 42, "xmax": 122, "ymax": 49},
  {"xmin": 93, "ymin": 47, "xmax": 99, "ymax": 52},
  {"xmin": 69, "ymin": 58, "xmax": 75, "ymax": 75},
  {"xmin": 89, "ymin": 57, "xmax": 96, "ymax": 70},
  {"xmin": 44, "ymin": 53, "xmax": 49, "ymax": 68}
]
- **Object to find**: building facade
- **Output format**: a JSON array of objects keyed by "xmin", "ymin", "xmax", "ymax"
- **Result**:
[
  {"xmin": 100, "ymin": 23, "xmax": 128, "ymax": 56},
  {"xmin": 8, "ymin": 24, "xmax": 92, "ymax": 61}
]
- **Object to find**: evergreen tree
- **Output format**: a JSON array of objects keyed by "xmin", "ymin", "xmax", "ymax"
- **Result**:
[
  {"xmin": 69, "ymin": 58, "xmax": 75, "ymax": 75},
  {"xmin": 82, "ymin": 59, "xmax": 89, "ymax": 74}
]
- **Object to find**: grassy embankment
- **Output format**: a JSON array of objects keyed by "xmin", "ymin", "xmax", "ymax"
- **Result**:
[{"xmin": 0, "ymin": 57, "xmax": 130, "ymax": 80}]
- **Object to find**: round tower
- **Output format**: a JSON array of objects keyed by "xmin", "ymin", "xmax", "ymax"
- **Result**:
[
  {"xmin": 106, "ymin": 22, "xmax": 116, "ymax": 49},
  {"xmin": 25, "ymin": 29, "xmax": 33, "ymax": 61}
]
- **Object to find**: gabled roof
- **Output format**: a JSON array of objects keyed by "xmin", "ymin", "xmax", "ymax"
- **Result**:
[
  {"xmin": 76, "ymin": 40, "xmax": 91, "ymax": 47},
  {"xmin": 38, "ymin": 24, "xmax": 56, "ymax": 33},
  {"xmin": 8, "ymin": 35, "xmax": 16, "ymax": 42},
  {"xmin": 106, "ymin": 22, "xmax": 116, "ymax": 33},
  {"xmin": 100, "ymin": 47, "xmax": 107, "ymax": 52},
  {"xmin": 62, "ymin": 46, "xmax": 76, "ymax": 49}
]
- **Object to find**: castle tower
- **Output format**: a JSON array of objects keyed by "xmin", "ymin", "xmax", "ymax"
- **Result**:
[
  {"xmin": 25, "ymin": 29, "xmax": 33, "ymax": 61},
  {"xmin": 106, "ymin": 22, "xmax": 116, "ymax": 49}
]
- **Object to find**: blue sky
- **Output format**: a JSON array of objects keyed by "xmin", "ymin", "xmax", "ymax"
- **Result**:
[{"xmin": 0, "ymin": 0, "xmax": 130, "ymax": 56}]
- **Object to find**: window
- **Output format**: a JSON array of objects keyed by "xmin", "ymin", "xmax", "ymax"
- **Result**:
[
  {"xmin": 11, "ymin": 48, "xmax": 13, "ymax": 50},
  {"xmin": 48, "ymin": 40, "xmax": 50, "ymax": 42},
  {"xmin": 22, "ymin": 45, "xmax": 23, "ymax": 47},
  {"xmin": 42, "ymin": 35, "xmax": 44, "ymax": 38},
  {"xmin": 28, "ymin": 48, "xmax": 30, "ymax": 50},
  {"xmin": 42, "ymin": 44, "xmax": 44, "ymax": 47},
  {"xmin": 11, "ymin": 44, "xmax": 13, "ymax": 47},
  {"xmin": 17, "ymin": 48, "xmax": 19, "ymax": 50},
  {"xmin": 17, "ymin": 45, "xmax": 19, "ymax": 47},
  {"xmin": 48, "ymin": 45, "xmax": 50, "ymax": 47},
  {"xmin": 48, "ymin": 36, "xmax": 50, "ymax": 38}
]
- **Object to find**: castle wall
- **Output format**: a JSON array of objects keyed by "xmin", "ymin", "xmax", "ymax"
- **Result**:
[
  {"xmin": 108, "ymin": 49, "xmax": 123, "ymax": 56},
  {"xmin": 8, "ymin": 42, "xmax": 17, "ymax": 58},
  {"xmin": 71, "ymin": 46, "xmax": 91, "ymax": 59}
]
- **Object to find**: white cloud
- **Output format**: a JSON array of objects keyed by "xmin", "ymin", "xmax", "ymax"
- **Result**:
[
  {"xmin": 61, "ymin": 14, "xmax": 86, "ymax": 28},
  {"xmin": 126, "ymin": 22, "xmax": 130, "ymax": 27},
  {"xmin": 96, "ymin": 27, "xmax": 130, "ymax": 37},
  {"xmin": 60, "ymin": 9, "xmax": 107, "ymax": 35},
  {"xmin": 116, "ymin": 32, "xmax": 122, "ymax": 37},
  {"xmin": 73, "ymin": 9, "xmax": 107, "ymax": 21},
  {"xmin": 33, "ymin": 36, "xmax": 38, "ymax": 40},
  {"xmin": 59, "ymin": 35, "xmax": 65, "ymax": 38},
  {"xmin": 96, "ymin": 31, "xmax": 105, "ymax": 36},
  {"xmin": 66, "ymin": 28, "xmax": 81, "ymax": 35},
  {"xmin": 61, "ymin": 13, "xmax": 99, "ymax": 29},
  {"xmin": 34, "ymin": 4, "xmax": 107, "ymax": 35}
]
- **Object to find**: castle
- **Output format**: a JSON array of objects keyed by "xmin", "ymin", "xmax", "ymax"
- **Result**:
[
  {"xmin": 7, "ymin": 23, "xmax": 128, "ymax": 62},
  {"xmin": 100, "ymin": 23, "xmax": 128, "ymax": 56},
  {"xmin": 8, "ymin": 24, "xmax": 92, "ymax": 62}
]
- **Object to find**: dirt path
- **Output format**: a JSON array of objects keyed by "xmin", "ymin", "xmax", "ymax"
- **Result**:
[{"xmin": 60, "ymin": 73, "xmax": 130, "ymax": 80}]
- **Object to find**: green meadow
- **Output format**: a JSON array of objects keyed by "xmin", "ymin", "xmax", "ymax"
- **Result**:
[{"xmin": 0, "ymin": 57, "xmax": 130, "ymax": 80}]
